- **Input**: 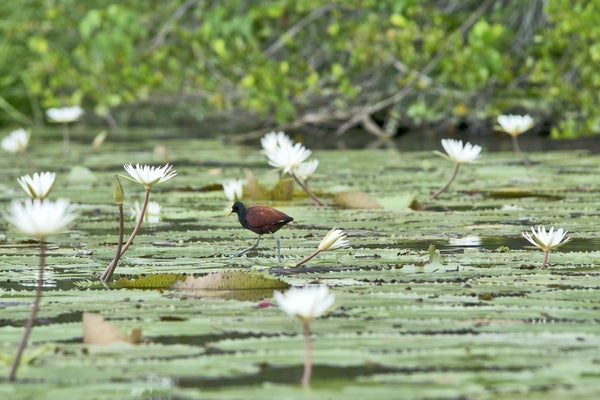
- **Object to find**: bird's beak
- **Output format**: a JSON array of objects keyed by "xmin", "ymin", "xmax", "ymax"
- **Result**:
[{"xmin": 226, "ymin": 202, "xmax": 235, "ymax": 217}]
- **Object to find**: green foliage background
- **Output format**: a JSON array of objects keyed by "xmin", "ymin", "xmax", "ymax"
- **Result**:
[{"xmin": 0, "ymin": 0, "xmax": 598, "ymax": 138}]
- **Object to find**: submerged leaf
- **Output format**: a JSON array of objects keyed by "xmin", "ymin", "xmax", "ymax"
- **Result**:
[
  {"xmin": 82, "ymin": 312, "xmax": 141, "ymax": 345},
  {"xmin": 170, "ymin": 271, "xmax": 289, "ymax": 301},
  {"xmin": 334, "ymin": 190, "xmax": 382, "ymax": 209},
  {"xmin": 486, "ymin": 188, "xmax": 563, "ymax": 199},
  {"xmin": 171, "ymin": 270, "xmax": 289, "ymax": 291},
  {"xmin": 115, "ymin": 273, "xmax": 187, "ymax": 289}
]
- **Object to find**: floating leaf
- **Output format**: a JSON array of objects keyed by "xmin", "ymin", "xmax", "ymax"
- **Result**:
[
  {"xmin": 115, "ymin": 273, "xmax": 187, "ymax": 289},
  {"xmin": 67, "ymin": 166, "xmax": 97, "ymax": 184},
  {"xmin": 82, "ymin": 312, "xmax": 141, "ymax": 345},
  {"xmin": 378, "ymin": 193, "xmax": 419, "ymax": 210},
  {"xmin": 334, "ymin": 190, "xmax": 382, "ymax": 209}
]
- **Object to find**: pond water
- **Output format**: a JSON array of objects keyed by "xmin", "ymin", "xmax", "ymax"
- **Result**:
[{"xmin": 0, "ymin": 129, "xmax": 599, "ymax": 399}]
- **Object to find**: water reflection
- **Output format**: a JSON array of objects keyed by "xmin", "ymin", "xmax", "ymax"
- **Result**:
[
  {"xmin": 447, "ymin": 236, "xmax": 482, "ymax": 247},
  {"xmin": 401, "ymin": 237, "xmax": 597, "ymax": 252},
  {"xmin": 299, "ymin": 127, "xmax": 600, "ymax": 152},
  {"xmin": 21, "ymin": 267, "xmax": 58, "ymax": 288}
]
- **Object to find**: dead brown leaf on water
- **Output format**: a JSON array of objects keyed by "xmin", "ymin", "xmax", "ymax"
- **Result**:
[{"xmin": 334, "ymin": 190, "xmax": 383, "ymax": 209}]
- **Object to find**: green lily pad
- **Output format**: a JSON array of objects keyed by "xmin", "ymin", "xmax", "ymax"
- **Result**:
[{"xmin": 115, "ymin": 273, "xmax": 187, "ymax": 289}]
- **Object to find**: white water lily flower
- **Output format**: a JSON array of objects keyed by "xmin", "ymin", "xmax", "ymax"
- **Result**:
[
  {"xmin": 431, "ymin": 139, "xmax": 481, "ymax": 199},
  {"xmin": 4, "ymin": 199, "xmax": 76, "ymax": 239},
  {"xmin": 2, "ymin": 128, "xmax": 30, "ymax": 154},
  {"xmin": 435, "ymin": 139, "xmax": 482, "ymax": 164},
  {"xmin": 497, "ymin": 114, "xmax": 534, "ymax": 137},
  {"xmin": 46, "ymin": 106, "xmax": 84, "ymax": 123},
  {"xmin": 523, "ymin": 226, "xmax": 571, "ymax": 252},
  {"xmin": 222, "ymin": 179, "xmax": 244, "ymax": 201},
  {"xmin": 17, "ymin": 172, "xmax": 56, "ymax": 200},
  {"xmin": 318, "ymin": 228, "xmax": 349, "ymax": 251},
  {"xmin": 123, "ymin": 163, "xmax": 177, "ymax": 189},
  {"xmin": 293, "ymin": 159, "xmax": 319, "ymax": 181},
  {"xmin": 274, "ymin": 286, "xmax": 335, "ymax": 387},
  {"xmin": 274, "ymin": 286, "xmax": 335, "ymax": 323},
  {"xmin": 267, "ymin": 142, "xmax": 312, "ymax": 174},
  {"xmin": 293, "ymin": 227, "xmax": 350, "ymax": 267},
  {"xmin": 132, "ymin": 200, "xmax": 161, "ymax": 223},
  {"xmin": 261, "ymin": 131, "xmax": 294, "ymax": 155}
]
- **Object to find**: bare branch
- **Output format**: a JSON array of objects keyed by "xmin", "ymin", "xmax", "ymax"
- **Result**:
[
  {"xmin": 335, "ymin": 0, "xmax": 496, "ymax": 136},
  {"xmin": 263, "ymin": 4, "xmax": 335, "ymax": 58},
  {"xmin": 148, "ymin": 0, "xmax": 199, "ymax": 51}
]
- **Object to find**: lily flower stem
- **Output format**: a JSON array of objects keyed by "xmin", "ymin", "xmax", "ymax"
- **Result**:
[
  {"xmin": 100, "ymin": 203, "xmax": 125, "ymax": 285},
  {"xmin": 510, "ymin": 134, "xmax": 521, "ymax": 154},
  {"xmin": 9, "ymin": 240, "xmax": 46, "ymax": 382},
  {"xmin": 21, "ymin": 152, "xmax": 37, "ymax": 171},
  {"xmin": 541, "ymin": 251, "xmax": 549, "ymax": 270},
  {"xmin": 100, "ymin": 189, "xmax": 150, "ymax": 284},
  {"xmin": 119, "ymin": 188, "xmax": 150, "ymax": 257},
  {"xmin": 290, "ymin": 173, "xmax": 325, "ymax": 206},
  {"xmin": 63, "ymin": 123, "xmax": 70, "ymax": 160},
  {"xmin": 301, "ymin": 322, "xmax": 313, "ymax": 388},
  {"xmin": 432, "ymin": 163, "xmax": 460, "ymax": 199},
  {"xmin": 511, "ymin": 136, "xmax": 531, "ymax": 166},
  {"xmin": 294, "ymin": 249, "xmax": 322, "ymax": 268}
]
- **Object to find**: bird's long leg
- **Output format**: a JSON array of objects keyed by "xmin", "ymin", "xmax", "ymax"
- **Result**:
[
  {"xmin": 271, "ymin": 233, "xmax": 281, "ymax": 263},
  {"xmin": 235, "ymin": 235, "xmax": 262, "ymax": 257}
]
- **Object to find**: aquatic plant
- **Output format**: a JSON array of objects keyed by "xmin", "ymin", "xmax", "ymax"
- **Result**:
[
  {"xmin": 100, "ymin": 163, "xmax": 176, "ymax": 284},
  {"xmin": 4, "ymin": 199, "xmax": 76, "ymax": 381},
  {"xmin": 46, "ymin": 106, "xmax": 84, "ymax": 160},
  {"xmin": 293, "ymin": 228, "xmax": 350, "ymax": 267},
  {"xmin": 496, "ymin": 114, "xmax": 534, "ymax": 165},
  {"xmin": 432, "ymin": 139, "xmax": 482, "ymax": 199},
  {"xmin": 17, "ymin": 172, "xmax": 56, "ymax": 201},
  {"xmin": 131, "ymin": 200, "xmax": 161, "ymax": 224},
  {"xmin": 2, "ymin": 128, "xmax": 35, "ymax": 169},
  {"xmin": 262, "ymin": 131, "xmax": 324, "ymax": 206},
  {"xmin": 274, "ymin": 285, "xmax": 335, "ymax": 387},
  {"xmin": 522, "ymin": 225, "xmax": 572, "ymax": 269},
  {"xmin": 222, "ymin": 179, "xmax": 244, "ymax": 202}
]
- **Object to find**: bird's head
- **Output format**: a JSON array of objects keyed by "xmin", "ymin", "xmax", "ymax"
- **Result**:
[{"xmin": 226, "ymin": 201, "xmax": 244, "ymax": 217}]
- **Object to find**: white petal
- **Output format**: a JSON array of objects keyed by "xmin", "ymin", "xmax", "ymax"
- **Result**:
[
  {"xmin": 4, "ymin": 199, "xmax": 76, "ymax": 239},
  {"xmin": 123, "ymin": 163, "xmax": 177, "ymax": 187},
  {"xmin": 274, "ymin": 286, "xmax": 335, "ymax": 322}
]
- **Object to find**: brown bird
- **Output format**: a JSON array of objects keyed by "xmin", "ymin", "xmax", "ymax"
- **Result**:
[{"xmin": 226, "ymin": 201, "xmax": 293, "ymax": 262}]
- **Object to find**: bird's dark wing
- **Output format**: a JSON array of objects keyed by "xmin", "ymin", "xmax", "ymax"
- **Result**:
[{"xmin": 246, "ymin": 206, "xmax": 293, "ymax": 234}]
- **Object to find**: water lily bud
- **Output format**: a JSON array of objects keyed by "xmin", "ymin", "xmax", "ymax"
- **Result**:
[
  {"xmin": 317, "ymin": 228, "xmax": 349, "ymax": 251},
  {"xmin": 113, "ymin": 175, "xmax": 124, "ymax": 204}
]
